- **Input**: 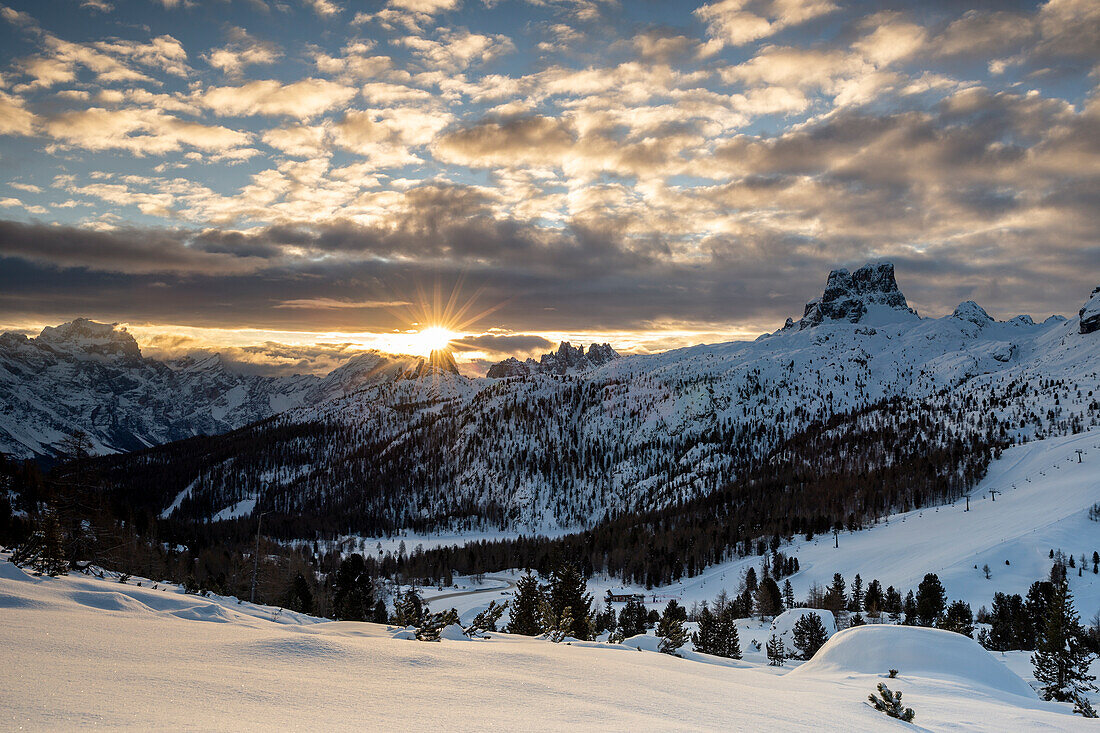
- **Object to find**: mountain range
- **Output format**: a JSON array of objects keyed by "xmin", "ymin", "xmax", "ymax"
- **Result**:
[
  {"xmin": 0, "ymin": 319, "xmax": 458, "ymax": 460},
  {"xmin": 60, "ymin": 262, "xmax": 1099, "ymax": 536}
]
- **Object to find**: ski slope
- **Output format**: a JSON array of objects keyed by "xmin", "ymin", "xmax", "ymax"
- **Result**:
[
  {"xmin": 0, "ymin": 559, "xmax": 1088, "ymax": 731},
  {"xmin": 408, "ymin": 430, "xmax": 1100, "ymax": 630},
  {"xmin": 639, "ymin": 429, "xmax": 1100, "ymax": 616}
]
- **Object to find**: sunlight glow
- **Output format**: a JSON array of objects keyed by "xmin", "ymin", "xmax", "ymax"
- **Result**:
[{"xmin": 411, "ymin": 326, "xmax": 457, "ymax": 355}]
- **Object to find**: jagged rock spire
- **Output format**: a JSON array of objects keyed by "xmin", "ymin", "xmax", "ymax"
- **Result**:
[{"xmin": 799, "ymin": 262, "xmax": 913, "ymax": 329}]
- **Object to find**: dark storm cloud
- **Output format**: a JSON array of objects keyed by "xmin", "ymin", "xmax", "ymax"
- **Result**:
[{"xmin": 451, "ymin": 333, "xmax": 555, "ymax": 355}]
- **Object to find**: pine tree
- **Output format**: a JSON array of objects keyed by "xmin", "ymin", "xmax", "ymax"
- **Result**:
[
  {"xmin": 550, "ymin": 606, "xmax": 574, "ymax": 643},
  {"xmin": 548, "ymin": 562, "xmax": 593, "ymax": 640},
  {"xmin": 766, "ymin": 633, "xmax": 785, "ymax": 666},
  {"xmin": 466, "ymin": 600, "xmax": 507, "ymax": 636},
  {"xmin": 11, "ymin": 508, "xmax": 68, "ymax": 577},
  {"xmin": 941, "ymin": 600, "xmax": 974, "ymax": 638},
  {"xmin": 783, "ymin": 579, "xmax": 795, "ymax": 609},
  {"xmin": 864, "ymin": 579, "xmax": 884, "ymax": 618},
  {"xmin": 417, "ymin": 608, "xmax": 459, "ymax": 641},
  {"xmin": 825, "ymin": 573, "xmax": 847, "ymax": 615},
  {"xmin": 903, "ymin": 590, "xmax": 918, "ymax": 625},
  {"xmin": 868, "ymin": 683, "xmax": 915, "ymax": 722},
  {"xmin": 792, "ymin": 612, "xmax": 829, "ymax": 660},
  {"xmin": 506, "ymin": 573, "xmax": 544, "ymax": 636},
  {"xmin": 715, "ymin": 603, "xmax": 742, "ymax": 659},
  {"xmin": 1031, "ymin": 578, "xmax": 1097, "ymax": 706},
  {"xmin": 849, "ymin": 574, "xmax": 864, "ymax": 613},
  {"xmin": 657, "ymin": 602, "xmax": 688, "ymax": 654},
  {"xmin": 692, "ymin": 605, "xmax": 717, "ymax": 654},
  {"xmin": 392, "ymin": 588, "xmax": 427, "ymax": 627},
  {"xmin": 915, "ymin": 573, "xmax": 947, "ymax": 627},
  {"xmin": 284, "ymin": 572, "xmax": 314, "ymax": 615},
  {"xmin": 618, "ymin": 596, "xmax": 648, "ymax": 637},
  {"xmin": 332, "ymin": 554, "xmax": 373, "ymax": 621},
  {"xmin": 754, "ymin": 577, "xmax": 783, "ymax": 619}
]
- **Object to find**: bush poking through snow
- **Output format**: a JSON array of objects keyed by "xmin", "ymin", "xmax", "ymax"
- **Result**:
[
  {"xmin": 465, "ymin": 600, "xmax": 507, "ymax": 637},
  {"xmin": 549, "ymin": 606, "xmax": 574, "ymax": 643},
  {"xmin": 1073, "ymin": 693, "xmax": 1098, "ymax": 719},
  {"xmin": 888, "ymin": 669, "xmax": 898, "ymax": 679},
  {"xmin": 868, "ymin": 683, "xmax": 915, "ymax": 722},
  {"xmin": 10, "ymin": 509, "xmax": 68, "ymax": 577},
  {"xmin": 417, "ymin": 608, "xmax": 459, "ymax": 641}
]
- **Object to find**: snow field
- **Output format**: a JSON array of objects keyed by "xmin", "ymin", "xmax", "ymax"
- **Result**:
[{"xmin": 0, "ymin": 559, "xmax": 1090, "ymax": 731}]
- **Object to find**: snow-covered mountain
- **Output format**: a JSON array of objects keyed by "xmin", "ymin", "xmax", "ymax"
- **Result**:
[
  {"xmin": 0, "ymin": 318, "xmax": 459, "ymax": 459},
  {"xmin": 94, "ymin": 262, "xmax": 1100, "ymax": 533}
]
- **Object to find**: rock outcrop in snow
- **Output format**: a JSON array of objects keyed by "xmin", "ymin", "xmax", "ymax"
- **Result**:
[
  {"xmin": 799, "ymin": 262, "xmax": 914, "ymax": 329},
  {"xmin": 487, "ymin": 341, "xmax": 619, "ymax": 377},
  {"xmin": 1080, "ymin": 286, "xmax": 1100, "ymax": 335}
]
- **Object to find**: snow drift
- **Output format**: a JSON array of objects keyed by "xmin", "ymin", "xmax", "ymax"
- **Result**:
[{"xmin": 790, "ymin": 625, "xmax": 1036, "ymax": 698}]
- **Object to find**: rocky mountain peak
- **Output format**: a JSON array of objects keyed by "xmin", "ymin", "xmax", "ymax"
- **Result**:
[
  {"xmin": 951, "ymin": 301, "xmax": 994, "ymax": 327},
  {"xmin": 36, "ymin": 318, "xmax": 142, "ymax": 361},
  {"xmin": 487, "ymin": 341, "xmax": 619, "ymax": 378},
  {"xmin": 799, "ymin": 262, "xmax": 913, "ymax": 329},
  {"xmin": 424, "ymin": 349, "xmax": 460, "ymax": 376},
  {"xmin": 1081, "ymin": 285, "xmax": 1100, "ymax": 335}
]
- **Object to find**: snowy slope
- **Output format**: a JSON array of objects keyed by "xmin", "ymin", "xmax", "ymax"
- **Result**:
[
  {"xmin": 139, "ymin": 265, "xmax": 1100, "ymax": 530},
  {"xmin": 576, "ymin": 430, "xmax": 1100, "ymax": 620},
  {"xmin": 0, "ymin": 558, "xmax": 1088, "ymax": 731}
]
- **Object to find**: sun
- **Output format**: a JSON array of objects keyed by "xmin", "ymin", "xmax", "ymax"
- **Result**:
[{"xmin": 412, "ymin": 325, "xmax": 457, "ymax": 355}]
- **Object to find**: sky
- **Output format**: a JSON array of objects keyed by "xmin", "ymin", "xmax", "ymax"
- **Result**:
[{"xmin": 0, "ymin": 0, "xmax": 1097, "ymax": 375}]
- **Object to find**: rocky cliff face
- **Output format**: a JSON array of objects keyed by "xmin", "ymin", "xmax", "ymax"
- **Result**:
[
  {"xmin": 487, "ymin": 341, "xmax": 619, "ymax": 377},
  {"xmin": 1081, "ymin": 286, "xmax": 1100, "ymax": 335},
  {"xmin": 799, "ymin": 262, "xmax": 914, "ymax": 329}
]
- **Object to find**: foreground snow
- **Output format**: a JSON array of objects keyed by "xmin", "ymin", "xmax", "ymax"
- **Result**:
[{"xmin": 1, "ymin": 562, "xmax": 1088, "ymax": 731}]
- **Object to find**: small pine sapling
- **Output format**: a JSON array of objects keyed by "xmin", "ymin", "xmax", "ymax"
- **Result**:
[
  {"xmin": 868, "ymin": 683, "xmax": 915, "ymax": 722},
  {"xmin": 766, "ymin": 633, "xmax": 785, "ymax": 666},
  {"xmin": 417, "ymin": 608, "xmax": 460, "ymax": 641},
  {"xmin": 465, "ymin": 600, "xmax": 507, "ymax": 637}
]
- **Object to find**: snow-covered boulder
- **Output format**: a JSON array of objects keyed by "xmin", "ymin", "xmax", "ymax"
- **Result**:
[
  {"xmin": 439, "ymin": 623, "xmax": 472, "ymax": 641},
  {"xmin": 1080, "ymin": 286, "xmax": 1100, "ymax": 335},
  {"xmin": 768, "ymin": 608, "xmax": 837, "ymax": 652},
  {"xmin": 789, "ymin": 625, "xmax": 1035, "ymax": 698},
  {"xmin": 621, "ymin": 634, "xmax": 662, "ymax": 652}
]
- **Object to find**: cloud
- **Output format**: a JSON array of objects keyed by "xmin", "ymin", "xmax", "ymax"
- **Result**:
[
  {"xmin": 194, "ymin": 78, "xmax": 357, "ymax": 117},
  {"xmin": 204, "ymin": 28, "xmax": 282, "ymax": 76},
  {"xmin": 275, "ymin": 297, "xmax": 412, "ymax": 309},
  {"xmin": 43, "ymin": 107, "xmax": 251, "ymax": 155},
  {"xmin": 353, "ymin": 0, "xmax": 459, "ymax": 32},
  {"xmin": 695, "ymin": 0, "xmax": 838, "ymax": 53},
  {"xmin": 400, "ymin": 28, "xmax": 515, "ymax": 71},
  {"xmin": 301, "ymin": 0, "xmax": 340, "ymax": 16},
  {"xmin": 0, "ymin": 91, "xmax": 37, "ymax": 135},
  {"xmin": 451, "ymin": 332, "xmax": 554, "ymax": 355},
  {"xmin": 0, "ymin": 220, "xmax": 275, "ymax": 275}
]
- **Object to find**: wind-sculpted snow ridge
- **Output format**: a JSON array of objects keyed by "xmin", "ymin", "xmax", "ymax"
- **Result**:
[
  {"xmin": 101, "ymin": 264, "xmax": 1100, "ymax": 534},
  {"xmin": 0, "ymin": 560, "xmax": 1086, "ymax": 731},
  {"xmin": 0, "ymin": 319, "xmax": 463, "ymax": 459}
]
